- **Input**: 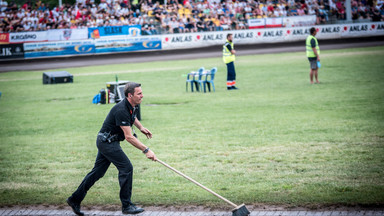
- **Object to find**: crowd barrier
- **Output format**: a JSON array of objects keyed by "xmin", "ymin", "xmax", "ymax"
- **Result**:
[{"xmin": 1, "ymin": 22, "xmax": 383, "ymax": 60}]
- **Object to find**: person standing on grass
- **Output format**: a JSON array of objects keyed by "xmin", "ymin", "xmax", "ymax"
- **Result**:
[
  {"xmin": 223, "ymin": 33, "xmax": 239, "ymax": 90},
  {"xmin": 306, "ymin": 27, "xmax": 321, "ymax": 84},
  {"xmin": 67, "ymin": 82, "xmax": 157, "ymax": 216}
]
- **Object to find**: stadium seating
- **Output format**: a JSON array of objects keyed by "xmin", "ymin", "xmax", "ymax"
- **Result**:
[{"xmin": 1, "ymin": 0, "xmax": 382, "ymax": 33}]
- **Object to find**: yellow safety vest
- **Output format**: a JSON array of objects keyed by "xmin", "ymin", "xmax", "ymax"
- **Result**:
[
  {"xmin": 306, "ymin": 35, "xmax": 320, "ymax": 58},
  {"xmin": 223, "ymin": 40, "xmax": 235, "ymax": 64}
]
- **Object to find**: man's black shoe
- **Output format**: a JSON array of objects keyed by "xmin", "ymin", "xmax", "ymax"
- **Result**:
[
  {"xmin": 66, "ymin": 197, "xmax": 84, "ymax": 216},
  {"xmin": 227, "ymin": 86, "xmax": 239, "ymax": 90},
  {"xmin": 122, "ymin": 204, "xmax": 144, "ymax": 214}
]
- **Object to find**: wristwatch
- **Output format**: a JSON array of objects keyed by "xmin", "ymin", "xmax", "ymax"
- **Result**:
[{"xmin": 143, "ymin": 147, "xmax": 149, "ymax": 154}]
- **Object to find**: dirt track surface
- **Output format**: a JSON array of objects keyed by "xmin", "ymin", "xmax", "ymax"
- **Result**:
[
  {"xmin": 1, "ymin": 203, "xmax": 384, "ymax": 215},
  {"xmin": 0, "ymin": 36, "xmax": 383, "ymax": 73}
]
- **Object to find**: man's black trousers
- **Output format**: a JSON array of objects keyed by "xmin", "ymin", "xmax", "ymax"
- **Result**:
[
  {"xmin": 70, "ymin": 136, "xmax": 133, "ymax": 207},
  {"xmin": 226, "ymin": 61, "xmax": 236, "ymax": 81}
]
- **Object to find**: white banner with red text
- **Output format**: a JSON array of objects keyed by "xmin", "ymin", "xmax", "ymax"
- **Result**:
[{"xmin": 161, "ymin": 22, "xmax": 384, "ymax": 50}]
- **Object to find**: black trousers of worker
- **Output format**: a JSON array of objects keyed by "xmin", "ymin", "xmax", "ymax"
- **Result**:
[
  {"xmin": 226, "ymin": 61, "xmax": 236, "ymax": 82},
  {"xmin": 70, "ymin": 135, "xmax": 133, "ymax": 208}
]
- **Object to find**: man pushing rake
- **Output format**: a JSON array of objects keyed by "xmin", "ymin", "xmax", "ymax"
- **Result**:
[{"xmin": 67, "ymin": 82, "xmax": 250, "ymax": 216}]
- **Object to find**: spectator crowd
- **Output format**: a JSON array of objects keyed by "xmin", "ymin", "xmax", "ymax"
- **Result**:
[{"xmin": 0, "ymin": 0, "xmax": 383, "ymax": 34}]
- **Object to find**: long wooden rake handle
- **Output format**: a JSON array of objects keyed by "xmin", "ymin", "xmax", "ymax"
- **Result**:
[{"xmin": 156, "ymin": 159, "xmax": 238, "ymax": 208}]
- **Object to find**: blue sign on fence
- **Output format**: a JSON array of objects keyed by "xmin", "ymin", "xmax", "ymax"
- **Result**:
[
  {"xmin": 88, "ymin": 25, "xmax": 141, "ymax": 39},
  {"xmin": 24, "ymin": 40, "xmax": 95, "ymax": 58},
  {"xmin": 95, "ymin": 37, "xmax": 161, "ymax": 53}
]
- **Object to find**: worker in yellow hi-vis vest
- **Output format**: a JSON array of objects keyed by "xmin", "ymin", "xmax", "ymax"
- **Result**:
[
  {"xmin": 306, "ymin": 27, "xmax": 321, "ymax": 84},
  {"xmin": 223, "ymin": 33, "xmax": 238, "ymax": 90}
]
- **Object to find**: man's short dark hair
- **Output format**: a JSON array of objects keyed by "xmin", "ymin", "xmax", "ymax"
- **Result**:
[
  {"xmin": 227, "ymin": 33, "xmax": 232, "ymax": 39},
  {"xmin": 124, "ymin": 82, "xmax": 141, "ymax": 97},
  {"xmin": 310, "ymin": 27, "xmax": 316, "ymax": 35}
]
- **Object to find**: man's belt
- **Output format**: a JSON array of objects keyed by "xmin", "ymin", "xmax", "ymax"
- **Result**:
[{"xmin": 98, "ymin": 132, "xmax": 120, "ymax": 143}]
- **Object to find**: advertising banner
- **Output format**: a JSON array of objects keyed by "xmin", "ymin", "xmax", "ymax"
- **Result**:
[
  {"xmin": 0, "ymin": 33, "xmax": 9, "ymax": 44},
  {"xmin": 24, "ymin": 40, "xmax": 95, "ymax": 58},
  {"xmin": 283, "ymin": 15, "xmax": 317, "ymax": 27},
  {"xmin": 95, "ymin": 36, "xmax": 161, "ymax": 53},
  {"xmin": 339, "ymin": 23, "xmax": 384, "ymax": 37},
  {"xmin": 48, "ymin": 29, "xmax": 88, "ymax": 41},
  {"xmin": 265, "ymin": 17, "xmax": 283, "ymax": 28},
  {"xmin": 0, "ymin": 44, "xmax": 24, "ymax": 59},
  {"xmin": 9, "ymin": 31, "xmax": 48, "ymax": 43},
  {"xmin": 248, "ymin": 19, "xmax": 265, "ymax": 29},
  {"xmin": 162, "ymin": 22, "xmax": 384, "ymax": 50},
  {"xmin": 88, "ymin": 25, "xmax": 141, "ymax": 39}
]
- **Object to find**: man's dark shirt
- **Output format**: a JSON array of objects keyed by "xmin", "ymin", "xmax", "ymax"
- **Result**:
[{"xmin": 99, "ymin": 98, "xmax": 138, "ymax": 140}]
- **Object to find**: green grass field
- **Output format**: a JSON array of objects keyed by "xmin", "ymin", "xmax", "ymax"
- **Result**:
[{"xmin": 0, "ymin": 46, "xmax": 383, "ymax": 208}]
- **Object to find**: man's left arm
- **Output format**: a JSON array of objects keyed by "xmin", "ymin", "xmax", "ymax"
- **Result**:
[{"xmin": 134, "ymin": 118, "xmax": 152, "ymax": 139}]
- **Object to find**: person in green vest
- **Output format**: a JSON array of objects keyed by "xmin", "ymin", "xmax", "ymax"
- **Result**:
[
  {"xmin": 223, "ymin": 33, "xmax": 239, "ymax": 90},
  {"xmin": 306, "ymin": 27, "xmax": 320, "ymax": 84}
]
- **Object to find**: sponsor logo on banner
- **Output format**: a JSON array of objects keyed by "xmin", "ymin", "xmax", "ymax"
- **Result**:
[
  {"xmin": 234, "ymin": 32, "xmax": 253, "ymax": 39},
  {"xmin": 262, "ymin": 30, "xmax": 283, "ymax": 37},
  {"xmin": 0, "ymin": 33, "xmax": 9, "ymax": 44},
  {"xmin": 129, "ymin": 27, "xmax": 141, "ymax": 37},
  {"xmin": 11, "ymin": 34, "xmax": 36, "ymax": 40},
  {"xmin": 320, "ymin": 26, "xmax": 340, "ymax": 33},
  {"xmin": 91, "ymin": 29, "xmax": 101, "ymax": 39},
  {"xmin": 291, "ymin": 28, "xmax": 310, "ymax": 35},
  {"xmin": 349, "ymin": 24, "xmax": 368, "ymax": 32},
  {"xmin": 74, "ymin": 45, "xmax": 94, "ymax": 53},
  {"xmin": 202, "ymin": 33, "xmax": 224, "ymax": 41},
  {"xmin": 9, "ymin": 31, "xmax": 48, "ymax": 43},
  {"xmin": 0, "ymin": 44, "xmax": 24, "ymax": 59},
  {"xmin": 63, "ymin": 30, "xmax": 72, "ymax": 40},
  {"xmin": 378, "ymin": 23, "xmax": 384, "ymax": 30},
  {"xmin": 142, "ymin": 40, "xmax": 161, "ymax": 48},
  {"xmin": 165, "ymin": 35, "xmax": 193, "ymax": 43}
]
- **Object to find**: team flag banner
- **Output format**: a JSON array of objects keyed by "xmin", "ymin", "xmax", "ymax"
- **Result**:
[{"xmin": 47, "ymin": 29, "xmax": 88, "ymax": 41}]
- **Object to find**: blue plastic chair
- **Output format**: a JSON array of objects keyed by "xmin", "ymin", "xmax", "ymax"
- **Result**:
[
  {"xmin": 202, "ymin": 67, "xmax": 216, "ymax": 92},
  {"xmin": 186, "ymin": 67, "xmax": 204, "ymax": 92}
]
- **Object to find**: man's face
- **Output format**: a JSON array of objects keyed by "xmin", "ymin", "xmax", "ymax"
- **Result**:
[
  {"xmin": 130, "ymin": 87, "xmax": 143, "ymax": 105},
  {"xmin": 228, "ymin": 35, "xmax": 233, "ymax": 42}
]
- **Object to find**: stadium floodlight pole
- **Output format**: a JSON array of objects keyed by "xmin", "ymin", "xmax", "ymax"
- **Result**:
[
  {"xmin": 59, "ymin": 0, "xmax": 62, "ymax": 7},
  {"xmin": 345, "ymin": 0, "xmax": 352, "ymax": 22}
]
